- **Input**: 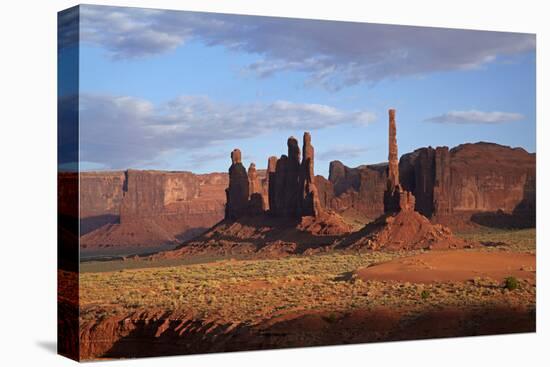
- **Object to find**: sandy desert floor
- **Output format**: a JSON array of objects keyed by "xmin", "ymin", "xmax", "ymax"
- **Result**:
[{"xmin": 76, "ymin": 227, "xmax": 536, "ymax": 360}]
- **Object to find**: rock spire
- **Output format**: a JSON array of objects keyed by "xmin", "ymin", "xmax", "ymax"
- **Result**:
[
  {"xmin": 225, "ymin": 149, "xmax": 250, "ymax": 220},
  {"xmin": 383, "ymin": 109, "xmax": 416, "ymax": 213}
]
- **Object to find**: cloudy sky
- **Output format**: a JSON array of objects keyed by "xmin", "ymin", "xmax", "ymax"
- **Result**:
[{"xmin": 60, "ymin": 4, "xmax": 536, "ymax": 176}]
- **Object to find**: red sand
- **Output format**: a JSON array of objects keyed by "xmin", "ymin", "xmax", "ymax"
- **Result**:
[{"xmin": 356, "ymin": 250, "xmax": 535, "ymax": 283}]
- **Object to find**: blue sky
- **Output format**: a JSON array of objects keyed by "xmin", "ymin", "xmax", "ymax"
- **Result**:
[{"xmin": 71, "ymin": 5, "xmax": 536, "ymax": 177}]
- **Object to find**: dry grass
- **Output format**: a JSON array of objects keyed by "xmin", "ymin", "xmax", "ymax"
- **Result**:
[
  {"xmin": 79, "ymin": 228, "xmax": 536, "ymax": 325},
  {"xmin": 456, "ymin": 228, "xmax": 535, "ymax": 253}
]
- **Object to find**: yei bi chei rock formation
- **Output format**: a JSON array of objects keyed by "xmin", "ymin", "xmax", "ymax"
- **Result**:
[
  {"xmin": 224, "ymin": 132, "xmax": 346, "ymax": 235},
  {"xmin": 266, "ymin": 133, "xmax": 323, "ymax": 218},
  {"xmin": 222, "ymin": 132, "xmax": 353, "ymax": 235}
]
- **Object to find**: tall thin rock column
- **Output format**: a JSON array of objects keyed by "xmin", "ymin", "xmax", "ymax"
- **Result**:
[
  {"xmin": 387, "ymin": 109, "xmax": 399, "ymax": 190},
  {"xmin": 283, "ymin": 137, "xmax": 301, "ymax": 217},
  {"xmin": 383, "ymin": 109, "xmax": 415, "ymax": 213},
  {"xmin": 273, "ymin": 155, "xmax": 288, "ymax": 216},
  {"xmin": 300, "ymin": 132, "xmax": 323, "ymax": 217},
  {"xmin": 267, "ymin": 156, "xmax": 278, "ymax": 212},
  {"xmin": 247, "ymin": 162, "xmax": 264, "ymax": 214},
  {"xmin": 225, "ymin": 149, "xmax": 250, "ymax": 220},
  {"xmin": 248, "ymin": 163, "xmax": 261, "ymax": 196}
]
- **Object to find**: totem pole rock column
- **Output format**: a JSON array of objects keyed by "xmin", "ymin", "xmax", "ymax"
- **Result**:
[{"xmin": 383, "ymin": 109, "xmax": 416, "ymax": 213}]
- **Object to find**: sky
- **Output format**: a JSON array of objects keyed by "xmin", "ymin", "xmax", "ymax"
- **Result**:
[{"xmin": 61, "ymin": 4, "xmax": 536, "ymax": 177}]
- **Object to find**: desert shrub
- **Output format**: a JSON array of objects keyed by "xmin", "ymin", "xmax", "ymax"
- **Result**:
[
  {"xmin": 421, "ymin": 290, "xmax": 430, "ymax": 299},
  {"xmin": 504, "ymin": 276, "xmax": 519, "ymax": 291},
  {"xmin": 324, "ymin": 313, "xmax": 338, "ymax": 323}
]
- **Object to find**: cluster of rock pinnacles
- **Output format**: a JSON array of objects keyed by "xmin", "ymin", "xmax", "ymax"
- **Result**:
[
  {"xmin": 226, "ymin": 109, "xmax": 415, "ymax": 222},
  {"xmin": 225, "ymin": 132, "xmax": 323, "ymax": 220}
]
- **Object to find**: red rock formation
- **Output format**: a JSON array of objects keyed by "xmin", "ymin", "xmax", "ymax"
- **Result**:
[
  {"xmin": 397, "ymin": 142, "xmax": 535, "ymax": 228},
  {"xmin": 79, "ymin": 303, "xmax": 534, "ymax": 361},
  {"xmin": 266, "ymin": 156, "xmax": 278, "ymax": 211},
  {"xmin": 248, "ymin": 163, "xmax": 261, "ymax": 196},
  {"xmin": 321, "ymin": 141, "xmax": 535, "ymax": 229},
  {"xmin": 225, "ymin": 149, "xmax": 250, "ymax": 220},
  {"xmin": 119, "ymin": 170, "xmax": 226, "ymax": 227},
  {"xmin": 284, "ymin": 137, "xmax": 301, "ymax": 216},
  {"xmin": 383, "ymin": 108, "xmax": 401, "ymax": 213},
  {"xmin": 209, "ymin": 133, "xmax": 350, "ymax": 240},
  {"xmin": 79, "ymin": 171, "xmax": 126, "ymax": 234},
  {"xmin": 300, "ymin": 132, "xmax": 323, "ymax": 217},
  {"xmin": 268, "ymin": 133, "xmax": 325, "ymax": 219},
  {"xmin": 248, "ymin": 193, "xmax": 265, "ymax": 215},
  {"xmin": 317, "ymin": 106, "xmax": 535, "ymax": 229},
  {"xmin": 399, "ymin": 147, "xmax": 435, "ymax": 216},
  {"xmin": 434, "ymin": 143, "xmax": 536, "ymax": 228},
  {"xmin": 383, "ymin": 109, "xmax": 415, "ymax": 213},
  {"xmin": 76, "ymin": 130, "xmax": 535, "ymax": 258},
  {"xmin": 319, "ymin": 161, "xmax": 387, "ymax": 220},
  {"xmin": 313, "ymin": 175, "xmax": 335, "ymax": 210},
  {"xmin": 79, "ymin": 170, "xmax": 228, "ymax": 255},
  {"xmin": 246, "ymin": 162, "xmax": 265, "ymax": 215},
  {"xmin": 387, "ymin": 109, "xmax": 399, "ymax": 190},
  {"xmin": 342, "ymin": 109, "xmax": 464, "ymax": 251},
  {"xmin": 342, "ymin": 210, "xmax": 470, "ymax": 251},
  {"xmin": 398, "ymin": 190, "xmax": 416, "ymax": 211},
  {"xmin": 433, "ymin": 146, "xmax": 452, "ymax": 216}
]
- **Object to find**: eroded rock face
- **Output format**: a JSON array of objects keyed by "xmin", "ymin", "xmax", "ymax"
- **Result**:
[
  {"xmin": 397, "ymin": 142, "xmax": 536, "ymax": 227},
  {"xmin": 76, "ymin": 131, "xmax": 535, "ymax": 257},
  {"xmin": 400, "ymin": 148, "xmax": 435, "ymax": 216},
  {"xmin": 318, "ymin": 108, "xmax": 534, "ymax": 228},
  {"xmin": 78, "ymin": 301, "xmax": 534, "ymax": 361},
  {"xmin": 323, "ymin": 142, "xmax": 535, "ymax": 228},
  {"xmin": 434, "ymin": 147, "xmax": 452, "ymax": 216},
  {"xmin": 437, "ymin": 143, "xmax": 535, "ymax": 227},
  {"xmin": 80, "ymin": 170, "xmax": 228, "ymax": 255},
  {"xmin": 319, "ymin": 162, "xmax": 387, "ymax": 220},
  {"xmin": 79, "ymin": 171, "xmax": 126, "ymax": 234}
]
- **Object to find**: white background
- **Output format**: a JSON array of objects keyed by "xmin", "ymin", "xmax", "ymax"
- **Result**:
[{"xmin": 0, "ymin": 0, "xmax": 547, "ymax": 365}]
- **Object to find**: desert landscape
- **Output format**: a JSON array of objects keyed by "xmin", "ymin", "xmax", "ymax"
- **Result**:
[
  {"xmin": 56, "ymin": 6, "xmax": 536, "ymax": 361},
  {"xmin": 60, "ymin": 110, "xmax": 536, "ymax": 360}
]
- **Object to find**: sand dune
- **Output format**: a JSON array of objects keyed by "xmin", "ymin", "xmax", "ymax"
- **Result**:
[{"xmin": 356, "ymin": 250, "xmax": 535, "ymax": 283}]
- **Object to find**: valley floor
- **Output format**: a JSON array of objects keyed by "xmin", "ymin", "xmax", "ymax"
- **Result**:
[{"xmin": 77, "ymin": 228, "xmax": 536, "ymax": 360}]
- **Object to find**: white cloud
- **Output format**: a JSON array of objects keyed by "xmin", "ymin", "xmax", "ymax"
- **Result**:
[
  {"xmin": 78, "ymin": 5, "xmax": 535, "ymax": 90},
  {"xmin": 77, "ymin": 93, "xmax": 376, "ymax": 169},
  {"xmin": 317, "ymin": 146, "xmax": 370, "ymax": 161},
  {"xmin": 425, "ymin": 110, "xmax": 525, "ymax": 124},
  {"xmin": 183, "ymin": 151, "xmax": 229, "ymax": 170}
]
